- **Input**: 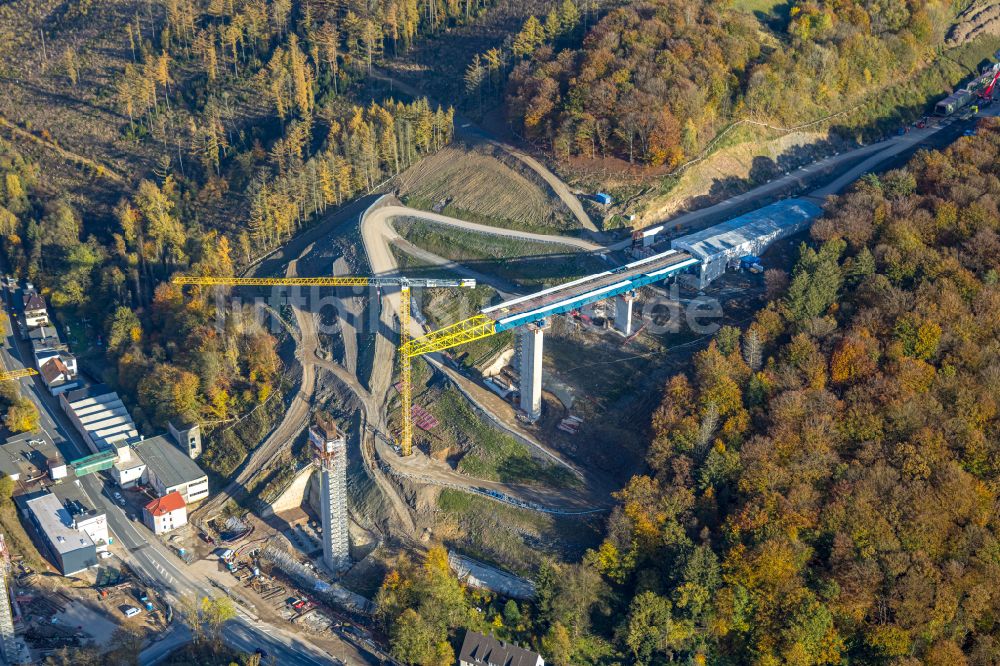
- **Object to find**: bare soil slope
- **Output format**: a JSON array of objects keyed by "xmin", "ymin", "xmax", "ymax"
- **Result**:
[{"xmin": 397, "ymin": 140, "xmax": 576, "ymax": 232}]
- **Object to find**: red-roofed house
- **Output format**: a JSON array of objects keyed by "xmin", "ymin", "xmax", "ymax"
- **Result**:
[
  {"xmin": 38, "ymin": 356, "xmax": 79, "ymax": 395},
  {"xmin": 142, "ymin": 491, "xmax": 187, "ymax": 535}
]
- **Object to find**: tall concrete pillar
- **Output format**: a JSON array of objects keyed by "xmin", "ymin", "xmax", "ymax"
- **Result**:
[
  {"xmin": 615, "ymin": 292, "xmax": 636, "ymax": 336},
  {"xmin": 309, "ymin": 418, "xmax": 350, "ymax": 572},
  {"xmin": 519, "ymin": 319, "xmax": 548, "ymax": 421}
]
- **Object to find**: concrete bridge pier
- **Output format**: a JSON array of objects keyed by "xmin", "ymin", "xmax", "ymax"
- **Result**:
[
  {"xmin": 519, "ymin": 319, "xmax": 549, "ymax": 421},
  {"xmin": 615, "ymin": 292, "xmax": 636, "ymax": 336}
]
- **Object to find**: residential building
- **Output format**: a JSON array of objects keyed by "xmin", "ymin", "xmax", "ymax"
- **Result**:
[
  {"xmin": 110, "ymin": 446, "xmax": 146, "ymax": 488},
  {"xmin": 21, "ymin": 290, "xmax": 48, "ymax": 328},
  {"xmin": 0, "ymin": 434, "xmax": 67, "ymax": 484},
  {"xmin": 73, "ymin": 509, "xmax": 110, "ymax": 554},
  {"xmin": 35, "ymin": 347, "xmax": 77, "ymax": 375},
  {"xmin": 458, "ymin": 631, "xmax": 544, "ymax": 666},
  {"xmin": 134, "ymin": 435, "xmax": 208, "ymax": 503},
  {"xmin": 28, "ymin": 325, "xmax": 67, "ymax": 356},
  {"xmin": 38, "ymin": 356, "xmax": 79, "ymax": 395},
  {"xmin": 142, "ymin": 491, "xmax": 187, "ymax": 534}
]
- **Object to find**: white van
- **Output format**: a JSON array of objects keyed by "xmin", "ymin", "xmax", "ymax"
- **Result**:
[{"xmin": 123, "ymin": 606, "xmax": 141, "ymax": 618}]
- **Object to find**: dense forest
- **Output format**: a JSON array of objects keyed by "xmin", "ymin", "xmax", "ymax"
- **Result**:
[
  {"xmin": 378, "ymin": 119, "xmax": 1000, "ymax": 664},
  {"xmin": 505, "ymin": 0, "xmax": 952, "ymax": 165},
  {"xmin": 0, "ymin": 0, "xmax": 458, "ymax": 475}
]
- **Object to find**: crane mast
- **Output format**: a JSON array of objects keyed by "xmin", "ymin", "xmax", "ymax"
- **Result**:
[{"xmin": 174, "ymin": 274, "xmax": 475, "ymax": 456}]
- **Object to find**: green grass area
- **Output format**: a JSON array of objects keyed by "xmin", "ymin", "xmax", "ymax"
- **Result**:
[
  {"xmin": 732, "ymin": 0, "xmax": 787, "ymax": 14},
  {"xmin": 424, "ymin": 387, "xmax": 577, "ymax": 488},
  {"xmin": 842, "ymin": 36, "xmax": 1000, "ymax": 138},
  {"xmin": 0, "ymin": 503, "xmax": 47, "ymax": 572},
  {"xmin": 437, "ymin": 489, "xmax": 602, "ymax": 575},
  {"xmin": 396, "ymin": 219, "xmax": 606, "ymax": 288},
  {"xmin": 421, "ymin": 284, "xmax": 515, "ymax": 367},
  {"xmin": 402, "ymin": 193, "xmax": 572, "ymax": 234}
]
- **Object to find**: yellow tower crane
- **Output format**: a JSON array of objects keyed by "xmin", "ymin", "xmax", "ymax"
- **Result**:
[
  {"xmin": 0, "ymin": 368, "xmax": 37, "ymax": 382},
  {"xmin": 172, "ymin": 275, "xmax": 476, "ymax": 456}
]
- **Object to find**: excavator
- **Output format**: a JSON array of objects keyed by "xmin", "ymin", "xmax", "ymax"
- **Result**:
[{"xmin": 172, "ymin": 275, "xmax": 476, "ymax": 457}]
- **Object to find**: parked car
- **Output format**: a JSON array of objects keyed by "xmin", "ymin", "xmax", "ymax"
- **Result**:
[
  {"xmin": 99, "ymin": 551, "xmax": 113, "ymax": 560},
  {"xmin": 122, "ymin": 606, "xmax": 141, "ymax": 618},
  {"xmin": 113, "ymin": 491, "xmax": 125, "ymax": 506}
]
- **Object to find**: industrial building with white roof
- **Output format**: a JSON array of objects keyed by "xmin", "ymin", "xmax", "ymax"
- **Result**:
[
  {"xmin": 60, "ymin": 385, "xmax": 208, "ymax": 503},
  {"xmin": 670, "ymin": 198, "xmax": 823, "ymax": 286}
]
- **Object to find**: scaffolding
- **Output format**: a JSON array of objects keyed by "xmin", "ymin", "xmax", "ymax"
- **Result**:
[
  {"xmin": 0, "ymin": 535, "xmax": 18, "ymax": 664},
  {"xmin": 310, "ymin": 423, "xmax": 349, "ymax": 571},
  {"xmin": 0, "ymin": 534, "xmax": 30, "ymax": 664}
]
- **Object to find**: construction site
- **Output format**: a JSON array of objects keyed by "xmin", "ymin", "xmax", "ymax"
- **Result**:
[
  {"xmin": 167, "ymin": 169, "xmax": 828, "ymax": 593},
  {"xmin": 0, "ymin": 32, "xmax": 992, "ymax": 661},
  {"xmin": 158, "ymin": 84, "xmax": 1000, "ymax": 642}
]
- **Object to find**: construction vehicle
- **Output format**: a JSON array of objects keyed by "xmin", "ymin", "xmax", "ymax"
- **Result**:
[
  {"xmin": 173, "ymin": 275, "xmax": 476, "ymax": 457},
  {"xmin": 979, "ymin": 69, "xmax": 1000, "ymax": 103}
]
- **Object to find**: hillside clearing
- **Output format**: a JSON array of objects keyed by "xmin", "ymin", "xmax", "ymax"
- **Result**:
[{"xmin": 397, "ymin": 142, "xmax": 576, "ymax": 232}]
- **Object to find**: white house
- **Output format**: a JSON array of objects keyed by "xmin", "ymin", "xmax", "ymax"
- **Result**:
[
  {"xmin": 38, "ymin": 356, "xmax": 79, "ymax": 395},
  {"xmin": 142, "ymin": 491, "xmax": 187, "ymax": 535},
  {"xmin": 22, "ymin": 291, "xmax": 48, "ymax": 328}
]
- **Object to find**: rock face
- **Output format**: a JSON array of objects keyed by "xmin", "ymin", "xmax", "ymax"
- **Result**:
[{"xmin": 261, "ymin": 464, "xmax": 315, "ymax": 517}]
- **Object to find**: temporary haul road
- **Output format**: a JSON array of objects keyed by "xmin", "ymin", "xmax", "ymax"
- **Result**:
[
  {"xmin": 369, "ymin": 69, "xmax": 600, "ymax": 234},
  {"xmin": 196, "ymin": 104, "xmax": 990, "ymax": 532}
]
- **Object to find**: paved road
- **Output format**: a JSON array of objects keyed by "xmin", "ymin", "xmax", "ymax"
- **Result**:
[
  {"xmin": 623, "ymin": 113, "xmax": 979, "ymax": 250},
  {"xmin": 810, "ymin": 115, "xmax": 969, "ymax": 196},
  {"xmin": 358, "ymin": 198, "xmax": 616, "ymax": 508}
]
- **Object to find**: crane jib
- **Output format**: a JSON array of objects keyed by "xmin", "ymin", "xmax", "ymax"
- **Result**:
[{"xmin": 171, "ymin": 276, "xmax": 476, "ymax": 288}]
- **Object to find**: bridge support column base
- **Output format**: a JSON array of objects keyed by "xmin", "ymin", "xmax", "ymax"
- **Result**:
[
  {"xmin": 615, "ymin": 292, "xmax": 636, "ymax": 336},
  {"xmin": 519, "ymin": 319, "xmax": 548, "ymax": 421}
]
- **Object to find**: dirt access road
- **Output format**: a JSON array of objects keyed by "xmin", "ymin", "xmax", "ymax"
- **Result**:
[
  {"xmin": 194, "ymin": 254, "xmax": 319, "ymax": 520},
  {"xmin": 371, "ymin": 70, "xmax": 598, "ymax": 234},
  {"xmin": 359, "ymin": 198, "xmax": 612, "ymax": 507}
]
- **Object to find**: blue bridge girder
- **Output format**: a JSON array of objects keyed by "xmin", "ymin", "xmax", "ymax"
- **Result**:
[{"xmin": 483, "ymin": 249, "xmax": 699, "ymax": 333}]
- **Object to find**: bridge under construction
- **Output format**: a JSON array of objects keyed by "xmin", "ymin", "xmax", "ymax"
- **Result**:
[{"xmin": 400, "ymin": 247, "xmax": 700, "ymax": 419}]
